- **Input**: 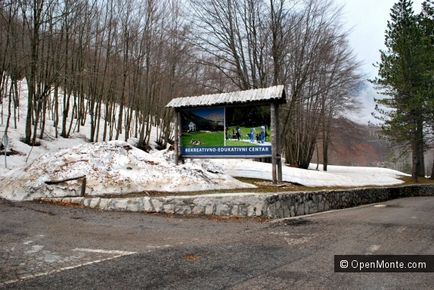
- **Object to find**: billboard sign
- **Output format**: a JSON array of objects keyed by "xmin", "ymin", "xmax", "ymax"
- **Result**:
[{"xmin": 180, "ymin": 105, "xmax": 271, "ymax": 157}]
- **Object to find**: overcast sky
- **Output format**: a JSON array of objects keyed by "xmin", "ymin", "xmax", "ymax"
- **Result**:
[
  {"xmin": 333, "ymin": 0, "xmax": 424, "ymax": 124},
  {"xmin": 334, "ymin": 0, "xmax": 424, "ymax": 79}
]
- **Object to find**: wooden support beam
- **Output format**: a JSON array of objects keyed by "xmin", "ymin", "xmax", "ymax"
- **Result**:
[
  {"xmin": 276, "ymin": 103, "xmax": 282, "ymax": 182},
  {"xmin": 45, "ymin": 175, "xmax": 86, "ymax": 185},
  {"xmin": 174, "ymin": 110, "xmax": 182, "ymax": 165},
  {"xmin": 271, "ymin": 103, "xmax": 277, "ymax": 184},
  {"xmin": 45, "ymin": 175, "xmax": 87, "ymax": 197},
  {"xmin": 81, "ymin": 177, "xmax": 87, "ymax": 197}
]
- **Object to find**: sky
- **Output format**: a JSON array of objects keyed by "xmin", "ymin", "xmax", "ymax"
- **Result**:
[
  {"xmin": 334, "ymin": 0, "xmax": 424, "ymax": 124},
  {"xmin": 190, "ymin": 107, "xmax": 224, "ymax": 122},
  {"xmin": 334, "ymin": 0, "xmax": 424, "ymax": 78}
]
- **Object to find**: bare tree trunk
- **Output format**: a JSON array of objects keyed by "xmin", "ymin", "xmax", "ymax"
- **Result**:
[
  {"xmin": 61, "ymin": 91, "xmax": 71, "ymax": 138},
  {"xmin": 411, "ymin": 139, "xmax": 419, "ymax": 181},
  {"xmin": 90, "ymin": 98, "xmax": 96, "ymax": 142},
  {"xmin": 322, "ymin": 110, "xmax": 332, "ymax": 172},
  {"xmin": 103, "ymin": 101, "xmax": 109, "ymax": 142},
  {"xmin": 125, "ymin": 107, "xmax": 134, "ymax": 142},
  {"xmin": 54, "ymin": 85, "xmax": 58, "ymax": 138},
  {"xmin": 39, "ymin": 94, "xmax": 47, "ymax": 139},
  {"xmin": 5, "ymin": 79, "xmax": 13, "ymax": 133},
  {"xmin": 323, "ymin": 131, "xmax": 329, "ymax": 172},
  {"xmin": 25, "ymin": 0, "xmax": 48, "ymax": 145},
  {"xmin": 431, "ymin": 159, "xmax": 434, "ymax": 180},
  {"xmin": 67, "ymin": 96, "xmax": 76, "ymax": 137},
  {"xmin": 416, "ymin": 119, "xmax": 425, "ymax": 177},
  {"xmin": 109, "ymin": 101, "xmax": 115, "ymax": 140},
  {"xmin": 134, "ymin": 110, "xmax": 139, "ymax": 138},
  {"xmin": 13, "ymin": 79, "xmax": 18, "ymax": 129},
  {"xmin": 95, "ymin": 100, "xmax": 101, "ymax": 142}
]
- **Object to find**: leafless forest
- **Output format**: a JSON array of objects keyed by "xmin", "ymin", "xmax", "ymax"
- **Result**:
[{"xmin": 0, "ymin": 0, "xmax": 360, "ymax": 169}]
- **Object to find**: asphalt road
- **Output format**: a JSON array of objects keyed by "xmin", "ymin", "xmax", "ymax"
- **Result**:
[{"xmin": 1, "ymin": 196, "xmax": 433, "ymax": 289}]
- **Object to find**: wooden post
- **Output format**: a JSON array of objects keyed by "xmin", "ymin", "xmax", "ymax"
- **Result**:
[
  {"xmin": 80, "ymin": 177, "xmax": 86, "ymax": 197},
  {"xmin": 174, "ymin": 110, "xmax": 182, "ymax": 165},
  {"xmin": 276, "ymin": 103, "xmax": 282, "ymax": 182},
  {"xmin": 45, "ymin": 175, "xmax": 86, "ymax": 197},
  {"xmin": 224, "ymin": 107, "xmax": 226, "ymax": 146},
  {"xmin": 271, "ymin": 103, "xmax": 277, "ymax": 184}
]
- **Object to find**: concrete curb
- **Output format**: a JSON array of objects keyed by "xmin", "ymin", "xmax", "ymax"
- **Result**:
[{"xmin": 41, "ymin": 184, "xmax": 434, "ymax": 219}]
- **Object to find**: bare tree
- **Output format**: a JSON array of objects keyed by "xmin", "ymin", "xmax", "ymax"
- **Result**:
[{"xmin": 190, "ymin": 0, "xmax": 360, "ymax": 169}]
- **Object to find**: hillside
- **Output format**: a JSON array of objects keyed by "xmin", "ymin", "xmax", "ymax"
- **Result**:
[
  {"xmin": 312, "ymin": 117, "xmax": 389, "ymax": 167},
  {"xmin": 0, "ymin": 77, "xmax": 411, "ymax": 202}
]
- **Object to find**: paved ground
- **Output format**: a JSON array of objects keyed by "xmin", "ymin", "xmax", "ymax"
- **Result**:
[{"xmin": 1, "ymin": 196, "xmax": 433, "ymax": 289}]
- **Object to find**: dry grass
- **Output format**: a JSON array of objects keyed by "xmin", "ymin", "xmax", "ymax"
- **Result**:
[
  {"xmin": 98, "ymin": 177, "xmax": 360, "ymax": 199},
  {"xmin": 399, "ymin": 176, "xmax": 434, "ymax": 185},
  {"xmin": 183, "ymin": 254, "xmax": 201, "ymax": 262}
]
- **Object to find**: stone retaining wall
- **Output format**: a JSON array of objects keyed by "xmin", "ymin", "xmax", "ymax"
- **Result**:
[
  {"xmin": 45, "ymin": 184, "xmax": 434, "ymax": 219},
  {"xmin": 265, "ymin": 184, "xmax": 434, "ymax": 218}
]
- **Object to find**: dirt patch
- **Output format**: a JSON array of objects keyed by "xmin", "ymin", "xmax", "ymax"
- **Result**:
[
  {"xmin": 399, "ymin": 176, "xmax": 434, "ymax": 185},
  {"xmin": 41, "ymin": 199, "xmax": 86, "ymax": 209},
  {"xmin": 183, "ymin": 254, "xmax": 201, "ymax": 262}
]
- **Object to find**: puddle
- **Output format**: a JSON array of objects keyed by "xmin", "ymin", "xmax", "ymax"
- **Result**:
[{"xmin": 272, "ymin": 218, "xmax": 314, "ymax": 227}]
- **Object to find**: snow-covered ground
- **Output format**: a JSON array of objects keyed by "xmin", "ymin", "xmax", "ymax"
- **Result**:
[
  {"xmin": 0, "ymin": 77, "xmax": 408, "ymax": 202},
  {"xmin": 215, "ymin": 159, "xmax": 407, "ymax": 187},
  {"xmin": 0, "ymin": 141, "xmax": 254, "ymax": 201}
]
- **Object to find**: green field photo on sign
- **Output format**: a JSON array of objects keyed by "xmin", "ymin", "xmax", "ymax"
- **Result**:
[
  {"xmin": 181, "ymin": 131, "xmax": 224, "ymax": 147},
  {"xmin": 181, "ymin": 107, "xmax": 224, "ymax": 147},
  {"xmin": 225, "ymin": 106, "xmax": 271, "ymax": 147},
  {"xmin": 225, "ymin": 126, "xmax": 271, "ymax": 146}
]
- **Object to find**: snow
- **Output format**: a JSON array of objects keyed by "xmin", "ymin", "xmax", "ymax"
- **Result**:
[
  {"xmin": 0, "ymin": 141, "xmax": 254, "ymax": 201},
  {"xmin": 0, "ymin": 76, "xmax": 409, "ymax": 202},
  {"xmin": 215, "ymin": 159, "xmax": 407, "ymax": 187}
]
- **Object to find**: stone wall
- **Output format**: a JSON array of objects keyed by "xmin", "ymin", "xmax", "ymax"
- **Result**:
[
  {"xmin": 46, "ymin": 184, "xmax": 434, "ymax": 219},
  {"xmin": 263, "ymin": 184, "xmax": 434, "ymax": 218}
]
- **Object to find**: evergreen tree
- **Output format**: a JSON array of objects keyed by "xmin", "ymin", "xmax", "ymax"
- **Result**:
[
  {"xmin": 419, "ymin": 0, "xmax": 434, "ymax": 178},
  {"xmin": 373, "ymin": 0, "xmax": 431, "ymax": 179}
]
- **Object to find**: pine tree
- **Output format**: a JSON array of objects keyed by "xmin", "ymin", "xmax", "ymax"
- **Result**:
[
  {"xmin": 373, "ymin": 0, "xmax": 430, "ymax": 179},
  {"xmin": 419, "ymin": 0, "xmax": 434, "ymax": 178}
]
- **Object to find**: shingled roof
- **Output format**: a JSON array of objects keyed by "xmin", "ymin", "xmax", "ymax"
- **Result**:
[{"xmin": 166, "ymin": 85, "xmax": 285, "ymax": 108}]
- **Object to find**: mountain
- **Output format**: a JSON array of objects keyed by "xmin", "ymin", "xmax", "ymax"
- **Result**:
[
  {"xmin": 313, "ymin": 117, "xmax": 390, "ymax": 167},
  {"xmin": 180, "ymin": 110, "xmax": 224, "ymax": 132},
  {"xmin": 344, "ymin": 80, "xmax": 383, "ymax": 126}
]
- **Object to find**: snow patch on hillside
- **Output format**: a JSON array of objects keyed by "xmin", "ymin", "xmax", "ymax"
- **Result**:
[
  {"xmin": 215, "ymin": 159, "xmax": 407, "ymax": 187},
  {"xmin": 0, "ymin": 141, "xmax": 255, "ymax": 201}
]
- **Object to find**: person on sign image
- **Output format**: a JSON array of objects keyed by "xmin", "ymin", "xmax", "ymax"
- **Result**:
[
  {"xmin": 260, "ymin": 126, "xmax": 266, "ymax": 143},
  {"xmin": 249, "ymin": 127, "xmax": 256, "ymax": 143}
]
